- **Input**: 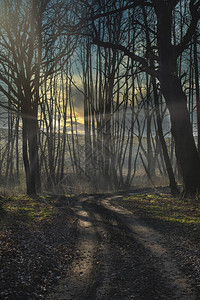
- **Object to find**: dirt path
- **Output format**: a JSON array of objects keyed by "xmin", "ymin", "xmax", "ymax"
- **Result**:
[{"xmin": 48, "ymin": 195, "xmax": 199, "ymax": 299}]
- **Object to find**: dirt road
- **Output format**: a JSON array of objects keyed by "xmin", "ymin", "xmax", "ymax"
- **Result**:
[{"xmin": 48, "ymin": 194, "xmax": 199, "ymax": 300}]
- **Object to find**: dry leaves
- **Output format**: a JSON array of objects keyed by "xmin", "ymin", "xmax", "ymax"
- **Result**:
[{"xmin": 0, "ymin": 196, "xmax": 78, "ymax": 299}]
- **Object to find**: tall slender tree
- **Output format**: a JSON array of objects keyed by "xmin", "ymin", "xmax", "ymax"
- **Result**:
[
  {"xmin": 0, "ymin": 0, "xmax": 76, "ymax": 194},
  {"xmin": 73, "ymin": 0, "xmax": 200, "ymax": 195}
]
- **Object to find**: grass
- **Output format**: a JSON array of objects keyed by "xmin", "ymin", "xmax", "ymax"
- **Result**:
[
  {"xmin": 122, "ymin": 193, "xmax": 200, "ymax": 230},
  {"xmin": 0, "ymin": 193, "xmax": 77, "ymax": 299},
  {"xmin": 0, "ymin": 195, "xmax": 57, "ymax": 228}
]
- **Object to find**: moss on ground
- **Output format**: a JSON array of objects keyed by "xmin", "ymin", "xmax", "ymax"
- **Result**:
[
  {"xmin": 0, "ymin": 194, "xmax": 77, "ymax": 299},
  {"xmin": 122, "ymin": 193, "xmax": 200, "ymax": 230},
  {"xmin": 0, "ymin": 195, "xmax": 57, "ymax": 228}
]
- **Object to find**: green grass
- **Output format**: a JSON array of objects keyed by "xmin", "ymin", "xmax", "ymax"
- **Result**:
[
  {"xmin": 123, "ymin": 194, "xmax": 200, "ymax": 227},
  {"xmin": 0, "ymin": 195, "xmax": 57, "ymax": 228}
]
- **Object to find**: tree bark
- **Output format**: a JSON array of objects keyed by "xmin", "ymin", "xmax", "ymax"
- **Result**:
[
  {"xmin": 152, "ymin": 78, "xmax": 179, "ymax": 195},
  {"xmin": 155, "ymin": 2, "xmax": 200, "ymax": 195},
  {"xmin": 193, "ymin": 31, "xmax": 200, "ymax": 152},
  {"xmin": 159, "ymin": 73, "xmax": 200, "ymax": 195},
  {"xmin": 22, "ymin": 112, "xmax": 40, "ymax": 196},
  {"xmin": 22, "ymin": 118, "xmax": 36, "ymax": 196}
]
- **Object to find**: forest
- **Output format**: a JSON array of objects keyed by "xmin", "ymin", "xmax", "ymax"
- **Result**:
[
  {"xmin": 0, "ymin": 0, "xmax": 199, "ymax": 197},
  {"xmin": 1, "ymin": 1, "xmax": 200, "ymax": 299}
]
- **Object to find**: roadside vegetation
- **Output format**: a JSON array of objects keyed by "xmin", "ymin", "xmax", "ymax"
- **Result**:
[
  {"xmin": 109, "ymin": 192, "xmax": 200, "ymax": 246},
  {"xmin": 110, "ymin": 192, "xmax": 200, "ymax": 293},
  {"xmin": 0, "ymin": 194, "xmax": 78, "ymax": 299},
  {"xmin": 122, "ymin": 193, "xmax": 200, "ymax": 232}
]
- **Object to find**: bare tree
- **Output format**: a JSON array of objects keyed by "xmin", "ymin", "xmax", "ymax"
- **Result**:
[
  {"xmin": 71, "ymin": 0, "xmax": 200, "ymax": 195},
  {"xmin": 0, "ymin": 0, "xmax": 76, "ymax": 194}
]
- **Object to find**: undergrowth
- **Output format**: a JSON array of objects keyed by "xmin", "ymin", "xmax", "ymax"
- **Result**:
[{"xmin": 122, "ymin": 193, "xmax": 200, "ymax": 237}]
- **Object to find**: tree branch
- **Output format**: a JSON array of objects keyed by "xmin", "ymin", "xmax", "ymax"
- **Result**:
[
  {"xmin": 175, "ymin": 0, "xmax": 200, "ymax": 57},
  {"xmin": 92, "ymin": 38, "xmax": 159, "ymax": 78}
]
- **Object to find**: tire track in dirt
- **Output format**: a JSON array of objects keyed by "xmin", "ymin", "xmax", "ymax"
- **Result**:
[
  {"xmin": 48, "ymin": 194, "xmax": 199, "ymax": 299},
  {"xmin": 47, "ymin": 197, "xmax": 99, "ymax": 300},
  {"xmin": 101, "ymin": 195, "xmax": 198, "ymax": 300},
  {"xmin": 84, "ymin": 199, "xmax": 171, "ymax": 299}
]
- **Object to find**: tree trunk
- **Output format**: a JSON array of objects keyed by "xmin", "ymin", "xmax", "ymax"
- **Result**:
[
  {"xmin": 155, "ymin": 3, "xmax": 200, "ymax": 195},
  {"xmin": 152, "ymin": 77, "xmax": 179, "ymax": 195},
  {"xmin": 193, "ymin": 31, "xmax": 200, "ymax": 152},
  {"xmin": 22, "ymin": 114, "xmax": 40, "ymax": 196},
  {"xmin": 160, "ymin": 73, "xmax": 200, "ymax": 195},
  {"xmin": 22, "ymin": 118, "xmax": 35, "ymax": 195}
]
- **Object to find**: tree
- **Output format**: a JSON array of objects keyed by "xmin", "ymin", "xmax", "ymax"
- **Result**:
[
  {"xmin": 0, "ymin": 0, "xmax": 75, "ymax": 195},
  {"xmin": 72, "ymin": 0, "xmax": 200, "ymax": 195}
]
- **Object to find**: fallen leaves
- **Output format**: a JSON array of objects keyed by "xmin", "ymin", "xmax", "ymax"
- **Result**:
[
  {"xmin": 0, "ymin": 196, "xmax": 78, "ymax": 299},
  {"xmin": 111, "ymin": 193, "xmax": 200, "ymax": 292}
]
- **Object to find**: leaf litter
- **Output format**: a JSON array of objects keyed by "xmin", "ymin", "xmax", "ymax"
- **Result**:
[
  {"xmin": 0, "ymin": 195, "xmax": 78, "ymax": 300},
  {"xmin": 110, "ymin": 192, "xmax": 200, "ymax": 294}
]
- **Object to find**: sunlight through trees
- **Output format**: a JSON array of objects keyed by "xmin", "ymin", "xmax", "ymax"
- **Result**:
[{"xmin": 0, "ymin": 0, "xmax": 199, "ymax": 196}]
